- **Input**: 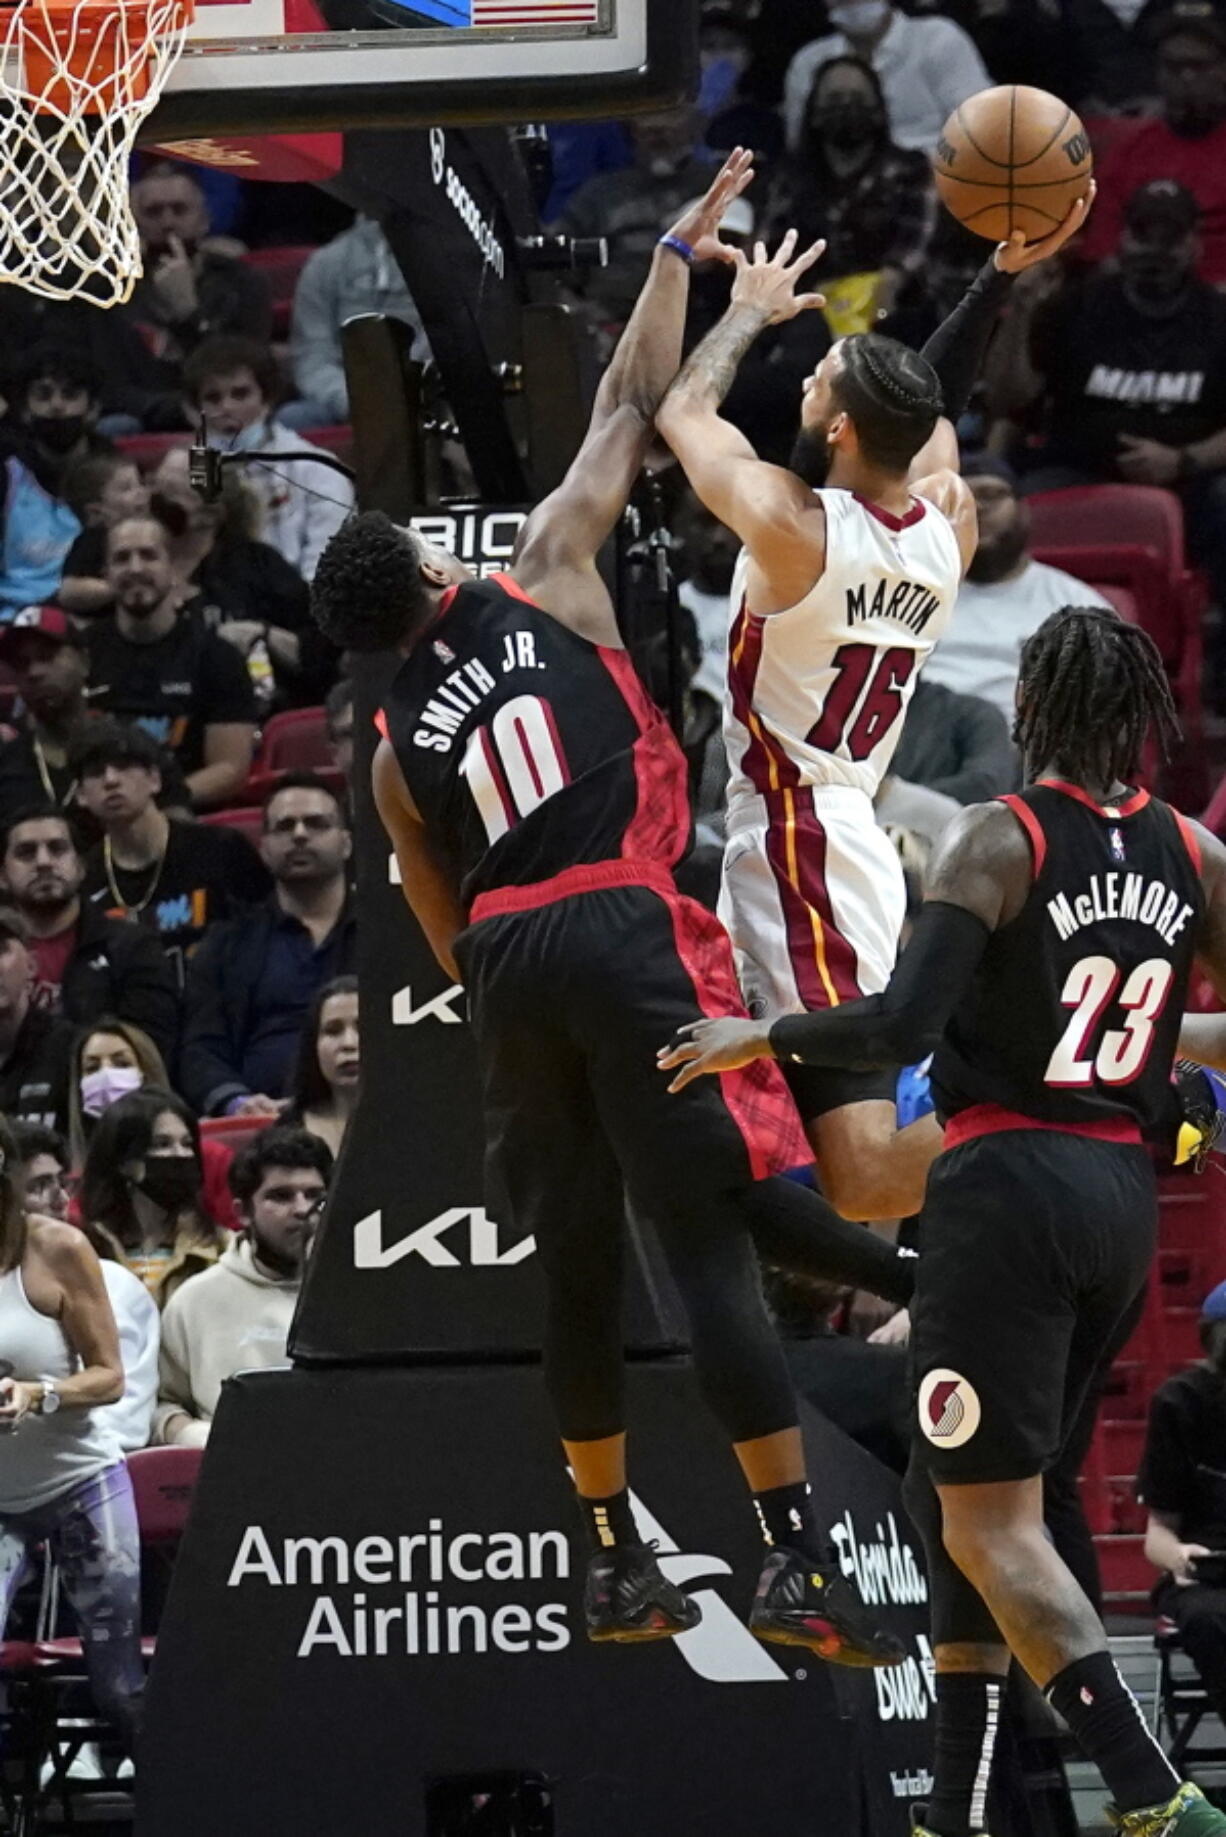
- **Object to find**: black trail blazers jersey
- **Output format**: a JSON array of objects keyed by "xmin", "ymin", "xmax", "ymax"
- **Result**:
[
  {"xmin": 932, "ymin": 780, "xmax": 1204, "ymax": 1133},
  {"xmin": 380, "ymin": 573, "xmax": 691, "ymax": 904}
]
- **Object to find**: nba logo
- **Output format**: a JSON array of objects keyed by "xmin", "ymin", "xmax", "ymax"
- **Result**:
[
  {"xmin": 433, "ymin": 640, "xmax": 456, "ymax": 665},
  {"xmin": 1109, "ymin": 827, "xmax": 1126, "ymax": 862}
]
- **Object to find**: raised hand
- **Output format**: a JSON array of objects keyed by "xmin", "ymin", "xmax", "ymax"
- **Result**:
[
  {"xmin": 994, "ymin": 180, "xmax": 1096, "ymax": 275},
  {"xmin": 667, "ymin": 146, "xmax": 755, "ymax": 266},
  {"xmin": 728, "ymin": 229, "xmax": 827, "ymax": 325}
]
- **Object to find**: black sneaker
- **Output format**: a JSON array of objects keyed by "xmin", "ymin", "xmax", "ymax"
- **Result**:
[
  {"xmin": 584, "ymin": 1542, "xmax": 702, "ymax": 1644},
  {"xmin": 749, "ymin": 1546, "xmax": 906, "ymax": 1669}
]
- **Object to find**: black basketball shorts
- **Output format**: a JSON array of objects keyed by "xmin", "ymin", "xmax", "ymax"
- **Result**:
[{"xmin": 911, "ymin": 1126, "xmax": 1157, "ymax": 1486}]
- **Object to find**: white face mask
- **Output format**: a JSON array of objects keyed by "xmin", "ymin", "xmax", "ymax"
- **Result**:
[
  {"xmin": 80, "ymin": 1064, "xmax": 143, "ymax": 1118},
  {"xmin": 828, "ymin": 0, "xmax": 891, "ymax": 36}
]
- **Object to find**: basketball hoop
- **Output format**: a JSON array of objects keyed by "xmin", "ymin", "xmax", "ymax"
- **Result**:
[{"xmin": 0, "ymin": 0, "xmax": 193, "ymax": 306}]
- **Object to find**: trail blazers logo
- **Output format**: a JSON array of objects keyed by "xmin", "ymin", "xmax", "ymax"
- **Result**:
[{"xmin": 919, "ymin": 1370, "xmax": 981, "ymax": 1450}]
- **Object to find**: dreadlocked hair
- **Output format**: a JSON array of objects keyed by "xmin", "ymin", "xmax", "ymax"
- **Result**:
[
  {"xmin": 1013, "ymin": 604, "xmax": 1181, "ymax": 786},
  {"xmin": 310, "ymin": 511, "xmax": 431, "ymax": 653}
]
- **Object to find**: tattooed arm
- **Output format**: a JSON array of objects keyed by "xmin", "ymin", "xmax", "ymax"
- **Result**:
[{"xmin": 657, "ymin": 233, "xmax": 829, "ymax": 614}]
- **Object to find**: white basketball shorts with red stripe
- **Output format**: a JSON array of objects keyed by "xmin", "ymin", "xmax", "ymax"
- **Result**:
[{"xmin": 718, "ymin": 782, "xmax": 906, "ymax": 1018}]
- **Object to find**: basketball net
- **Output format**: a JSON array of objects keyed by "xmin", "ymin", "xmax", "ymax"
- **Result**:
[{"xmin": 0, "ymin": 0, "xmax": 193, "ymax": 306}]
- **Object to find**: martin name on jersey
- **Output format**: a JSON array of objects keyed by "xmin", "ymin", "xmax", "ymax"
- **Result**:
[{"xmin": 725, "ymin": 488, "xmax": 962, "ymax": 807}]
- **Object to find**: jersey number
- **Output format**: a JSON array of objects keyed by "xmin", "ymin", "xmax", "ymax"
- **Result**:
[
  {"xmin": 460, "ymin": 694, "xmax": 570, "ymax": 845},
  {"xmin": 1044, "ymin": 955, "xmax": 1175, "ymax": 1088},
  {"xmin": 807, "ymin": 643, "xmax": 917, "ymax": 762}
]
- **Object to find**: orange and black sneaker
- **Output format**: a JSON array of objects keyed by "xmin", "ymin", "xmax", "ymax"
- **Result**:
[
  {"xmin": 583, "ymin": 1543, "xmax": 702, "ymax": 1644},
  {"xmin": 749, "ymin": 1547, "xmax": 906, "ymax": 1669}
]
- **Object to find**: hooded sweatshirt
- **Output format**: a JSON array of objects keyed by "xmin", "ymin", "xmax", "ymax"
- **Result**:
[{"xmin": 154, "ymin": 1235, "xmax": 299, "ymax": 1443}]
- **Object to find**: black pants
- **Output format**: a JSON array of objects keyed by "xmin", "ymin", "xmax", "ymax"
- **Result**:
[
  {"xmin": 903, "ymin": 1130, "xmax": 1156, "ymax": 1647},
  {"xmin": 458, "ymin": 882, "xmax": 806, "ymax": 1448},
  {"xmin": 1156, "ymin": 1578, "xmax": 1226, "ymax": 1725}
]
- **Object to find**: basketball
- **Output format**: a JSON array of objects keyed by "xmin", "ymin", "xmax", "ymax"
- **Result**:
[{"xmin": 933, "ymin": 85, "xmax": 1093, "ymax": 243}]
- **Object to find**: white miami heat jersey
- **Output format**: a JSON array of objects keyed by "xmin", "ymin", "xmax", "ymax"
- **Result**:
[{"xmin": 724, "ymin": 487, "xmax": 962, "ymax": 808}]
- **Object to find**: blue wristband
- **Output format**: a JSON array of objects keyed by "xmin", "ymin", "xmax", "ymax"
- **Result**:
[{"xmin": 659, "ymin": 233, "xmax": 695, "ymax": 265}]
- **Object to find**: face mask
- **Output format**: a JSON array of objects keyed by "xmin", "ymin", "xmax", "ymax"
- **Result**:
[
  {"xmin": 137, "ymin": 1154, "xmax": 200, "ymax": 1212},
  {"xmin": 828, "ymin": 0, "xmax": 891, "ymax": 36},
  {"xmin": 27, "ymin": 413, "xmax": 88, "ymax": 455},
  {"xmin": 813, "ymin": 103, "xmax": 883, "ymax": 147},
  {"xmin": 80, "ymin": 1064, "xmax": 143, "ymax": 1118},
  {"xmin": 203, "ymin": 418, "xmax": 267, "ymax": 453}
]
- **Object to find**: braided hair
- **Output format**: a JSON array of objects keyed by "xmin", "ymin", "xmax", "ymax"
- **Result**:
[
  {"xmin": 832, "ymin": 333, "xmax": 943, "ymax": 473},
  {"xmin": 1014, "ymin": 605, "xmax": 1180, "ymax": 788}
]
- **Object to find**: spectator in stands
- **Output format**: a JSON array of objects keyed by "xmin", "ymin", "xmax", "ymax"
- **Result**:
[
  {"xmin": 181, "ymin": 773, "xmax": 355, "ymax": 1118},
  {"xmin": 126, "ymin": 163, "xmax": 272, "ymax": 376},
  {"xmin": 764, "ymin": 56, "xmax": 936, "ymax": 332},
  {"xmin": 0, "ymin": 344, "xmax": 106, "ymax": 615},
  {"xmin": 155, "ymin": 1126, "xmax": 330, "ymax": 1447},
  {"xmin": 13, "ymin": 1120, "xmax": 71, "ymax": 1222},
  {"xmin": 697, "ymin": 7, "xmax": 786, "ymax": 163},
  {"xmin": 0, "ymin": 807, "xmax": 179, "ymax": 1062},
  {"xmin": 1080, "ymin": 0, "xmax": 1226, "ymax": 285},
  {"xmin": 284, "ymin": 976, "xmax": 358, "ymax": 1160},
  {"xmin": 923, "ymin": 460, "xmax": 1116, "ymax": 724},
  {"xmin": 0, "ymin": 901, "xmax": 71, "ymax": 1131},
  {"xmin": 58, "ymin": 453, "xmax": 150, "ymax": 616},
  {"xmin": 66, "ymin": 1019, "xmax": 163, "ymax": 1170},
  {"xmin": 558, "ymin": 109, "xmax": 721, "ymax": 328},
  {"xmin": 149, "ymin": 449, "xmax": 332, "ymax": 707},
  {"xmin": 184, "ymin": 336, "xmax": 354, "ymax": 582},
  {"xmin": 79, "ymin": 1087, "xmax": 225, "ymax": 1306},
  {"xmin": 1141, "ymin": 1278, "xmax": 1226, "ymax": 1727},
  {"xmin": 289, "ymin": 216, "xmax": 429, "ymax": 428},
  {"xmin": 988, "ymin": 183, "xmax": 1226, "ymax": 619},
  {"xmin": 73, "ymin": 720, "xmax": 271, "ymax": 987},
  {"xmin": 325, "ymin": 678, "xmax": 354, "ymax": 783},
  {"xmin": 783, "ymin": 0, "xmax": 989, "ymax": 153},
  {"xmin": 878, "ymin": 679, "xmax": 1017, "ymax": 847},
  {"xmin": 0, "ymin": 609, "xmax": 93, "ymax": 826},
  {"xmin": 12, "ymin": 1117, "xmax": 159, "ymax": 1453},
  {"xmin": 65, "ymin": 1019, "xmax": 238, "ymax": 1230},
  {"xmin": 87, "ymin": 511, "xmax": 258, "ymax": 808},
  {"xmin": 0, "ymin": 1113, "xmax": 141, "ymax": 1752}
]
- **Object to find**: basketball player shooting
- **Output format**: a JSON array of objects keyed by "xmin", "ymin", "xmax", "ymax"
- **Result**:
[
  {"xmin": 662, "ymin": 605, "xmax": 1226, "ymax": 1837},
  {"xmin": 310, "ymin": 152, "xmax": 921, "ymax": 1667},
  {"xmin": 656, "ymin": 190, "xmax": 1093, "ymax": 1227}
]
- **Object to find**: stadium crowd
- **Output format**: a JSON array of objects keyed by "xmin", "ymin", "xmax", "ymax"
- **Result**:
[{"xmin": 7, "ymin": 0, "xmax": 1226, "ymax": 1806}]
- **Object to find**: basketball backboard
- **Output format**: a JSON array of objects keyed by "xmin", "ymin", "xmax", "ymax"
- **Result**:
[{"xmin": 141, "ymin": 0, "xmax": 686, "ymax": 138}]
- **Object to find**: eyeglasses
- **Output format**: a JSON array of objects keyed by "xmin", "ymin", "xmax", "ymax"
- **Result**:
[{"xmin": 265, "ymin": 814, "xmax": 338, "ymax": 838}]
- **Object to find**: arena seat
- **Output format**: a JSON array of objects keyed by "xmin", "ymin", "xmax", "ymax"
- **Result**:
[
  {"xmin": 241, "ymin": 706, "xmax": 345, "ymax": 805},
  {"xmin": 114, "ymin": 431, "xmax": 189, "ymax": 471},
  {"xmin": 1154, "ymin": 1619, "xmax": 1226, "ymax": 1766},
  {"xmin": 1028, "ymin": 485, "xmax": 1205, "ymax": 738},
  {"xmin": 199, "ymin": 805, "xmax": 264, "ymax": 848},
  {"xmin": 242, "ymin": 244, "xmax": 318, "ymax": 341},
  {"xmin": 199, "ymin": 1113, "xmax": 278, "ymax": 1153}
]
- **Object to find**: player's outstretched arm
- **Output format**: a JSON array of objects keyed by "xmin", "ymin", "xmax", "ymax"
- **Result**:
[
  {"xmin": 372, "ymin": 737, "xmax": 467, "ymax": 984},
  {"xmin": 659, "ymin": 800, "xmax": 1028, "ymax": 1088},
  {"xmin": 657, "ymin": 231, "xmax": 827, "ymax": 603},
  {"xmin": 512, "ymin": 150, "xmax": 752, "ymax": 607}
]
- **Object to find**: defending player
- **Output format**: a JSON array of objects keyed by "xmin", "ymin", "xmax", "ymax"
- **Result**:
[
  {"xmin": 661, "ymin": 605, "xmax": 1226, "ymax": 1837},
  {"xmin": 657, "ymin": 195, "xmax": 1093, "ymax": 1225},
  {"xmin": 310, "ymin": 155, "xmax": 916, "ymax": 1667}
]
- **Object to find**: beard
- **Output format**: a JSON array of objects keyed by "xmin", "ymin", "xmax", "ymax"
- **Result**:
[
  {"xmin": 966, "ymin": 521, "xmax": 1029, "ymax": 584},
  {"xmin": 789, "ymin": 425, "xmax": 830, "ymax": 489}
]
